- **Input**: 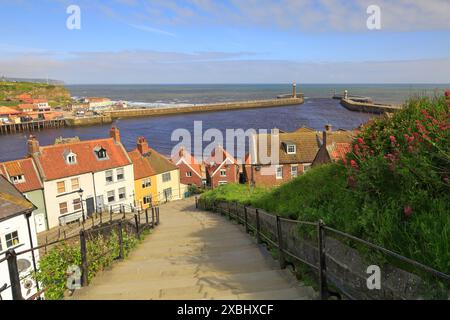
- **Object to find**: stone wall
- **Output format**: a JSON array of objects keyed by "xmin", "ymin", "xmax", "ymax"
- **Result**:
[
  {"xmin": 340, "ymin": 98, "xmax": 402, "ymax": 114},
  {"xmin": 199, "ymin": 199, "xmax": 446, "ymax": 300},
  {"xmin": 105, "ymin": 97, "xmax": 303, "ymax": 119},
  {"xmin": 65, "ymin": 115, "xmax": 113, "ymax": 127}
]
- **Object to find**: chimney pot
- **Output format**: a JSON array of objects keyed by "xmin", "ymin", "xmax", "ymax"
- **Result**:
[
  {"xmin": 110, "ymin": 126, "xmax": 121, "ymax": 143},
  {"xmin": 137, "ymin": 136, "xmax": 149, "ymax": 155},
  {"xmin": 27, "ymin": 135, "xmax": 39, "ymax": 156}
]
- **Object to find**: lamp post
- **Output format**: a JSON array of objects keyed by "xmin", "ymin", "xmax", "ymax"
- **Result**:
[{"xmin": 78, "ymin": 188, "xmax": 85, "ymax": 223}]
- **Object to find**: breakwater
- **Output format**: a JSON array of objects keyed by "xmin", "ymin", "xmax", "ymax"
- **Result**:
[
  {"xmin": 340, "ymin": 98, "xmax": 402, "ymax": 114},
  {"xmin": 65, "ymin": 115, "xmax": 113, "ymax": 127},
  {"xmin": 104, "ymin": 97, "xmax": 303, "ymax": 119}
]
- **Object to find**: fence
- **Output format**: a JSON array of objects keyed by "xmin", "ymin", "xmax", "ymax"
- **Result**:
[
  {"xmin": 197, "ymin": 198, "xmax": 450, "ymax": 300},
  {"xmin": 0, "ymin": 205, "xmax": 160, "ymax": 300}
]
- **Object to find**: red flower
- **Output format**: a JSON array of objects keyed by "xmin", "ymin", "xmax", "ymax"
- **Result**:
[
  {"xmin": 389, "ymin": 135, "xmax": 396, "ymax": 143},
  {"xmin": 357, "ymin": 137, "xmax": 364, "ymax": 144},
  {"xmin": 350, "ymin": 160, "xmax": 359, "ymax": 169},
  {"xmin": 404, "ymin": 206, "xmax": 413, "ymax": 218}
]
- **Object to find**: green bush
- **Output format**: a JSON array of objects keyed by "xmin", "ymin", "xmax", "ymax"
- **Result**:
[{"xmin": 35, "ymin": 227, "xmax": 141, "ymax": 300}]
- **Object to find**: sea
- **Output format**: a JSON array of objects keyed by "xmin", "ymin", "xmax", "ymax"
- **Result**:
[{"xmin": 0, "ymin": 83, "xmax": 448, "ymax": 162}]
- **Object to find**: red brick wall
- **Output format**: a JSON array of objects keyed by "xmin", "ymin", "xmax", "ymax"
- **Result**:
[
  {"xmin": 244, "ymin": 164, "xmax": 305, "ymax": 187},
  {"xmin": 178, "ymin": 163, "xmax": 203, "ymax": 187},
  {"xmin": 209, "ymin": 164, "xmax": 239, "ymax": 188}
]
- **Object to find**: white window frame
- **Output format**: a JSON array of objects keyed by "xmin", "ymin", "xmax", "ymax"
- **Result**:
[
  {"xmin": 59, "ymin": 202, "xmax": 68, "ymax": 215},
  {"xmin": 57, "ymin": 181, "xmax": 66, "ymax": 194},
  {"xmin": 186, "ymin": 171, "xmax": 192, "ymax": 177},
  {"xmin": 287, "ymin": 144, "xmax": 296, "ymax": 154},
  {"xmin": 220, "ymin": 169, "xmax": 227, "ymax": 177},
  {"xmin": 276, "ymin": 166, "xmax": 283, "ymax": 179},
  {"xmin": 142, "ymin": 178, "xmax": 151, "ymax": 188},
  {"xmin": 11, "ymin": 175, "xmax": 25, "ymax": 184},
  {"xmin": 118, "ymin": 187, "xmax": 126, "ymax": 200},
  {"xmin": 116, "ymin": 168, "xmax": 125, "ymax": 181},
  {"xmin": 73, "ymin": 198, "xmax": 82, "ymax": 211},
  {"xmin": 107, "ymin": 190, "xmax": 115, "ymax": 203},
  {"xmin": 105, "ymin": 170, "xmax": 114, "ymax": 183},
  {"xmin": 162, "ymin": 172, "xmax": 171, "ymax": 182},
  {"xmin": 291, "ymin": 165, "xmax": 298, "ymax": 177},
  {"xmin": 71, "ymin": 178, "xmax": 80, "ymax": 191},
  {"xmin": 5, "ymin": 231, "xmax": 20, "ymax": 248},
  {"xmin": 143, "ymin": 195, "xmax": 151, "ymax": 205}
]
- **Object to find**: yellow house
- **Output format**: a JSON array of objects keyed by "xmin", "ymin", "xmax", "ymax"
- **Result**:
[{"xmin": 129, "ymin": 137, "xmax": 182, "ymax": 208}]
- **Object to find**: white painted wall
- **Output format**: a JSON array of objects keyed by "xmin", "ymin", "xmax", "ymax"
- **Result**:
[
  {"xmin": 43, "ymin": 173, "xmax": 95, "ymax": 229},
  {"xmin": 0, "ymin": 213, "xmax": 40, "ymax": 300},
  {"xmin": 93, "ymin": 164, "xmax": 135, "ymax": 212}
]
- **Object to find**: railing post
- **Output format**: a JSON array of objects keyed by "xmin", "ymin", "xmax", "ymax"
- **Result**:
[
  {"xmin": 317, "ymin": 219, "xmax": 329, "ymax": 300},
  {"xmin": 110, "ymin": 208, "xmax": 113, "ymax": 223},
  {"xmin": 79, "ymin": 230, "xmax": 88, "ymax": 287},
  {"xmin": 123, "ymin": 207, "xmax": 126, "ymax": 219},
  {"xmin": 117, "ymin": 221, "xmax": 124, "ymax": 260},
  {"xmin": 256, "ymin": 209, "xmax": 261, "ymax": 244},
  {"xmin": 151, "ymin": 207, "xmax": 155, "ymax": 227},
  {"xmin": 244, "ymin": 206, "xmax": 249, "ymax": 233},
  {"xmin": 134, "ymin": 214, "xmax": 140, "ymax": 239},
  {"xmin": 156, "ymin": 207, "xmax": 160, "ymax": 225},
  {"xmin": 145, "ymin": 208, "xmax": 149, "ymax": 225},
  {"xmin": 6, "ymin": 250, "xmax": 23, "ymax": 300},
  {"xmin": 195, "ymin": 196, "xmax": 198, "ymax": 209},
  {"xmin": 99, "ymin": 211, "xmax": 103, "ymax": 224},
  {"xmin": 276, "ymin": 215, "xmax": 286, "ymax": 269}
]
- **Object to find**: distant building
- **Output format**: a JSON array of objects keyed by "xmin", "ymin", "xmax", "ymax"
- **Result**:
[
  {"xmin": 17, "ymin": 104, "xmax": 34, "ymax": 113},
  {"xmin": 205, "ymin": 145, "xmax": 239, "ymax": 188},
  {"xmin": 28, "ymin": 127, "xmax": 135, "ymax": 228},
  {"xmin": 0, "ymin": 107, "xmax": 21, "ymax": 124},
  {"xmin": 0, "ymin": 158, "xmax": 48, "ymax": 233},
  {"xmin": 32, "ymin": 99, "xmax": 50, "ymax": 112},
  {"xmin": 0, "ymin": 175, "xmax": 40, "ymax": 300},
  {"xmin": 172, "ymin": 147, "xmax": 205, "ymax": 188},
  {"xmin": 83, "ymin": 97, "xmax": 112, "ymax": 112}
]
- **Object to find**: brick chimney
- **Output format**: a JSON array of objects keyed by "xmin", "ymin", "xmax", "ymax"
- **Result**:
[
  {"xmin": 110, "ymin": 126, "xmax": 121, "ymax": 143},
  {"xmin": 323, "ymin": 124, "xmax": 332, "ymax": 146},
  {"xmin": 136, "ymin": 137, "xmax": 149, "ymax": 155},
  {"xmin": 27, "ymin": 135, "xmax": 40, "ymax": 156}
]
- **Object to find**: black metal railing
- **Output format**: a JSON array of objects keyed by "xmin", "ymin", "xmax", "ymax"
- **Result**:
[
  {"xmin": 197, "ymin": 198, "xmax": 450, "ymax": 300},
  {"xmin": 0, "ymin": 205, "xmax": 160, "ymax": 300}
]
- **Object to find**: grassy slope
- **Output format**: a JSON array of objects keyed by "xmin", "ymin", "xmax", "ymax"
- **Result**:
[
  {"xmin": 201, "ymin": 96, "xmax": 450, "ymax": 273},
  {"xmin": 0, "ymin": 81, "xmax": 71, "ymax": 106}
]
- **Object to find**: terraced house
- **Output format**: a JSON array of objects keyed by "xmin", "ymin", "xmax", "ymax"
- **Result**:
[
  {"xmin": 245, "ymin": 126, "xmax": 354, "ymax": 187},
  {"xmin": 128, "ymin": 136, "xmax": 182, "ymax": 205},
  {"xmin": 28, "ymin": 127, "xmax": 135, "ymax": 229},
  {"xmin": 0, "ymin": 158, "xmax": 47, "ymax": 233}
]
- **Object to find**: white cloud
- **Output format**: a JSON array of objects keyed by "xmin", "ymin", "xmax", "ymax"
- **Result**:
[{"xmin": 1, "ymin": 50, "xmax": 449, "ymax": 84}]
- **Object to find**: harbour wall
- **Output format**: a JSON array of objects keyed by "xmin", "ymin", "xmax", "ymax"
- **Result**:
[
  {"xmin": 104, "ymin": 97, "xmax": 303, "ymax": 119},
  {"xmin": 65, "ymin": 115, "xmax": 113, "ymax": 127},
  {"xmin": 340, "ymin": 98, "xmax": 402, "ymax": 114}
]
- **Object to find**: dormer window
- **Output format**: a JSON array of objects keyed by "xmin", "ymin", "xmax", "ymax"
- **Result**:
[
  {"xmin": 64, "ymin": 151, "xmax": 77, "ymax": 165},
  {"xmin": 287, "ymin": 144, "xmax": 296, "ymax": 154},
  {"xmin": 11, "ymin": 175, "xmax": 25, "ymax": 184},
  {"xmin": 94, "ymin": 146, "xmax": 108, "ymax": 160}
]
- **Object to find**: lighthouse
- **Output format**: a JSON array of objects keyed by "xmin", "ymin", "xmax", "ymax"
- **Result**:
[{"xmin": 292, "ymin": 82, "xmax": 297, "ymax": 98}]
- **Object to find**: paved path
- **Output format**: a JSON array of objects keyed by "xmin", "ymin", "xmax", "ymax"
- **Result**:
[{"xmin": 71, "ymin": 198, "xmax": 315, "ymax": 300}]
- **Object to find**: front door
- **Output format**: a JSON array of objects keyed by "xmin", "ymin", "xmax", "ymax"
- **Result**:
[
  {"xmin": 34, "ymin": 213, "xmax": 47, "ymax": 233},
  {"xmin": 85, "ymin": 197, "xmax": 95, "ymax": 217}
]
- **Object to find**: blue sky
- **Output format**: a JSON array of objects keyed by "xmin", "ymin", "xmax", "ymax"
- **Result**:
[{"xmin": 1, "ymin": 0, "xmax": 450, "ymax": 84}]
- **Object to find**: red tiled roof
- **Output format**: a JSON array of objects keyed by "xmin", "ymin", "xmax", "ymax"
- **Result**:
[
  {"xmin": 0, "ymin": 107, "xmax": 21, "ymax": 116},
  {"xmin": 32, "ymin": 99, "xmax": 48, "ymax": 104},
  {"xmin": 205, "ymin": 145, "xmax": 238, "ymax": 166},
  {"xmin": 33, "ymin": 138, "xmax": 131, "ymax": 181},
  {"xmin": 0, "ymin": 158, "xmax": 43, "ymax": 192},
  {"xmin": 17, "ymin": 104, "xmax": 34, "ymax": 110},
  {"xmin": 328, "ymin": 143, "xmax": 352, "ymax": 161},
  {"xmin": 128, "ymin": 149, "xmax": 156, "ymax": 180}
]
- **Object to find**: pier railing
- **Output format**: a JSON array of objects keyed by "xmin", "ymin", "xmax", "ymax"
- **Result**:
[
  {"xmin": 197, "ymin": 198, "xmax": 450, "ymax": 300},
  {"xmin": 0, "ymin": 205, "xmax": 160, "ymax": 300}
]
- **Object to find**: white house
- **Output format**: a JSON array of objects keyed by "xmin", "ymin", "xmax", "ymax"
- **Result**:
[
  {"xmin": 28, "ymin": 127, "xmax": 135, "ymax": 229},
  {"xmin": 0, "ymin": 175, "xmax": 40, "ymax": 300}
]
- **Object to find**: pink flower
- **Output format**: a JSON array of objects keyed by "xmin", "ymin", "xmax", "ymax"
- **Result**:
[
  {"xmin": 389, "ymin": 135, "xmax": 396, "ymax": 143},
  {"xmin": 357, "ymin": 137, "xmax": 364, "ymax": 144},
  {"xmin": 404, "ymin": 206, "xmax": 413, "ymax": 218},
  {"xmin": 350, "ymin": 160, "xmax": 359, "ymax": 169}
]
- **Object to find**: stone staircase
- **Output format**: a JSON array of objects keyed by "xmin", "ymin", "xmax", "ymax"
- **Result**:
[{"xmin": 70, "ymin": 198, "xmax": 316, "ymax": 300}]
